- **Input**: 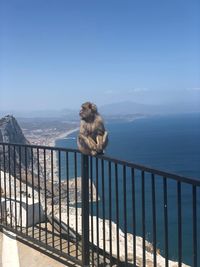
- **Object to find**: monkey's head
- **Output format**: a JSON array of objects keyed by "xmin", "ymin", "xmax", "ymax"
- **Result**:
[{"xmin": 79, "ymin": 102, "xmax": 98, "ymax": 121}]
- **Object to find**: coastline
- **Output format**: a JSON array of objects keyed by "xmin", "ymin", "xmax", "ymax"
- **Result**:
[
  {"xmin": 48, "ymin": 127, "xmax": 79, "ymax": 147},
  {"xmin": 45, "ymin": 127, "xmax": 79, "ymax": 182}
]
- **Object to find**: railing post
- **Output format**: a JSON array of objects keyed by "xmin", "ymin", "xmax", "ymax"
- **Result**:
[{"xmin": 81, "ymin": 154, "xmax": 90, "ymax": 267}]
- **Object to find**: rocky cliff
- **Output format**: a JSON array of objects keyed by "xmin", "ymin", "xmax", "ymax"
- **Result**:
[
  {"xmin": 0, "ymin": 115, "xmax": 29, "ymax": 144},
  {"xmin": 0, "ymin": 115, "xmax": 32, "ymax": 179}
]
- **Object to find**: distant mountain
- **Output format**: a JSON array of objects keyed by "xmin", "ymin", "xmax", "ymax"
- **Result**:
[
  {"xmin": 99, "ymin": 101, "xmax": 160, "ymax": 115},
  {"xmin": 99, "ymin": 101, "xmax": 200, "ymax": 115},
  {"xmin": 1, "ymin": 101, "xmax": 199, "ymax": 121},
  {"xmin": 0, "ymin": 109, "xmax": 79, "ymax": 120}
]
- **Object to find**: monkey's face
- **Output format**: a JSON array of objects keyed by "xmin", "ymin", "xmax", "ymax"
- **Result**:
[{"xmin": 79, "ymin": 102, "xmax": 97, "ymax": 121}]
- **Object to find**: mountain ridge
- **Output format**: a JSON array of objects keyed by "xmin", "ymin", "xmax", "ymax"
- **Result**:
[{"xmin": 1, "ymin": 101, "xmax": 200, "ymax": 119}]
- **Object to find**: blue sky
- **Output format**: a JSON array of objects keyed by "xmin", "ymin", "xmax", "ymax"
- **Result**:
[{"xmin": 0, "ymin": 0, "xmax": 200, "ymax": 111}]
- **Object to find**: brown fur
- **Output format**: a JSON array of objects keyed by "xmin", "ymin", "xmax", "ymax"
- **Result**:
[{"xmin": 77, "ymin": 102, "xmax": 108, "ymax": 155}]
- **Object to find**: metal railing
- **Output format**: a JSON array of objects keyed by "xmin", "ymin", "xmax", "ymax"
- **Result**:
[{"xmin": 0, "ymin": 142, "xmax": 199, "ymax": 267}]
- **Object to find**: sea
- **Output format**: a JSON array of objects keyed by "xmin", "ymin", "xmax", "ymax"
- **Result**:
[{"xmin": 56, "ymin": 113, "xmax": 200, "ymax": 266}]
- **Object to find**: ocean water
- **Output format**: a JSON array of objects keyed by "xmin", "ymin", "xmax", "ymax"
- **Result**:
[{"xmin": 56, "ymin": 113, "xmax": 200, "ymax": 265}]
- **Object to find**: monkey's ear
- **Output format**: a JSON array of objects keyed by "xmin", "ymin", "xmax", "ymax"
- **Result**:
[{"xmin": 91, "ymin": 103, "xmax": 97, "ymax": 112}]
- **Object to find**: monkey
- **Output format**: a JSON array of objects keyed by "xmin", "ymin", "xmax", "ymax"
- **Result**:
[{"xmin": 77, "ymin": 102, "xmax": 108, "ymax": 156}]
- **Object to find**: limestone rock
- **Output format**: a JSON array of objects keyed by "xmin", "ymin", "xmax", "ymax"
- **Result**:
[
  {"xmin": 0, "ymin": 115, "xmax": 31, "ymax": 175},
  {"xmin": 0, "ymin": 115, "xmax": 29, "ymax": 144},
  {"xmin": 0, "ymin": 115, "xmax": 43, "ymax": 187}
]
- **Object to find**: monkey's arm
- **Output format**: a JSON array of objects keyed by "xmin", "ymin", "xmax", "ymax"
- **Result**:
[
  {"xmin": 96, "ymin": 131, "xmax": 108, "ymax": 153},
  {"xmin": 78, "ymin": 133, "xmax": 98, "ymax": 151}
]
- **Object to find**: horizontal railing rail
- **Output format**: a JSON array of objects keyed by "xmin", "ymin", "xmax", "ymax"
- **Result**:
[
  {"xmin": 0, "ymin": 142, "xmax": 199, "ymax": 267},
  {"xmin": 1, "ymin": 142, "xmax": 199, "ymax": 185}
]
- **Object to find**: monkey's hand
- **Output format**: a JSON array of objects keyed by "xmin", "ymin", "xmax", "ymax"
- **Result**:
[
  {"xmin": 87, "ymin": 136, "xmax": 98, "ymax": 151},
  {"xmin": 96, "ymin": 131, "xmax": 108, "ymax": 153},
  {"xmin": 91, "ymin": 150, "xmax": 98, "ymax": 156}
]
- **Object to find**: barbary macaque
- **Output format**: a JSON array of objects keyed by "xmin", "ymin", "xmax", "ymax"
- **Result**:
[{"xmin": 77, "ymin": 102, "xmax": 108, "ymax": 156}]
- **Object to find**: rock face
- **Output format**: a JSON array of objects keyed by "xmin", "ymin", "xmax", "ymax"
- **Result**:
[
  {"xmin": 0, "ymin": 115, "xmax": 32, "ymax": 180},
  {"xmin": 0, "ymin": 115, "xmax": 29, "ymax": 144},
  {"xmin": 61, "ymin": 209, "xmax": 190, "ymax": 267}
]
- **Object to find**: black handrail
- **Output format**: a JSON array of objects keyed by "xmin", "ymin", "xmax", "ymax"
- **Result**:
[{"xmin": 0, "ymin": 141, "xmax": 199, "ymax": 185}]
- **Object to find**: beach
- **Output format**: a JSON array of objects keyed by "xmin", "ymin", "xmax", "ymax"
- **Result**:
[{"xmin": 48, "ymin": 127, "xmax": 79, "ymax": 147}]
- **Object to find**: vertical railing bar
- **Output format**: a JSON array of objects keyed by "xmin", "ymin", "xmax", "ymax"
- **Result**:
[
  {"xmin": 81, "ymin": 154, "xmax": 90, "ymax": 266},
  {"xmin": 58, "ymin": 150, "xmax": 62, "ymax": 252},
  {"xmin": 163, "ymin": 177, "xmax": 169, "ymax": 267},
  {"xmin": 51, "ymin": 149, "xmax": 55, "ymax": 248},
  {"xmin": 131, "ymin": 168, "xmax": 136, "ymax": 266},
  {"xmin": 74, "ymin": 152, "xmax": 78, "ymax": 259},
  {"xmin": 108, "ymin": 161, "xmax": 113, "ymax": 264},
  {"xmin": 44, "ymin": 149, "xmax": 47, "ymax": 246},
  {"xmin": 25, "ymin": 146, "xmax": 28, "ymax": 236},
  {"xmin": 37, "ymin": 148, "xmax": 41, "ymax": 241},
  {"xmin": 151, "ymin": 173, "xmax": 157, "ymax": 267},
  {"xmin": 19, "ymin": 146, "xmax": 22, "ymax": 232},
  {"xmin": 123, "ymin": 166, "xmax": 128, "ymax": 265},
  {"xmin": 3, "ymin": 145, "xmax": 7, "ymax": 226},
  {"xmin": 115, "ymin": 163, "xmax": 120, "ymax": 264},
  {"xmin": 14, "ymin": 145, "xmax": 17, "ymax": 230},
  {"xmin": 8, "ymin": 145, "xmax": 12, "ymax": 227},
  {"xmin": 177, "ymin": 181, "xmax": 182, "ymax": 267},
  {"xmin": 141, "ymin": 170, "xmax": 146, "ymax": 267},
  {"xmin": 31, "ymin": 148, "xmax": 35, "ymax": 239},
  {"xmin": 96, "ymin": 158, "xmax": 99, "ymax": 266},
  {"xmin": 192, "ymin": 186, "xmax": 197, "ymax": 267},
  {"xmin": 101, "ymin": 159, "xmax": 106, "ymax": 263},
  {"xmin": 66, "ymin": 151, "xmax": 70, "ymax": 255},
  {"xmin": 90, "ymin": 156, "xmax": 94, "ymax": 266}
]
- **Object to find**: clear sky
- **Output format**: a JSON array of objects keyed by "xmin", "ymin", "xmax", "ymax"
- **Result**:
[{"xmin": 0, "ymin": 0, "xmax": 200, "ymax": 111}]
